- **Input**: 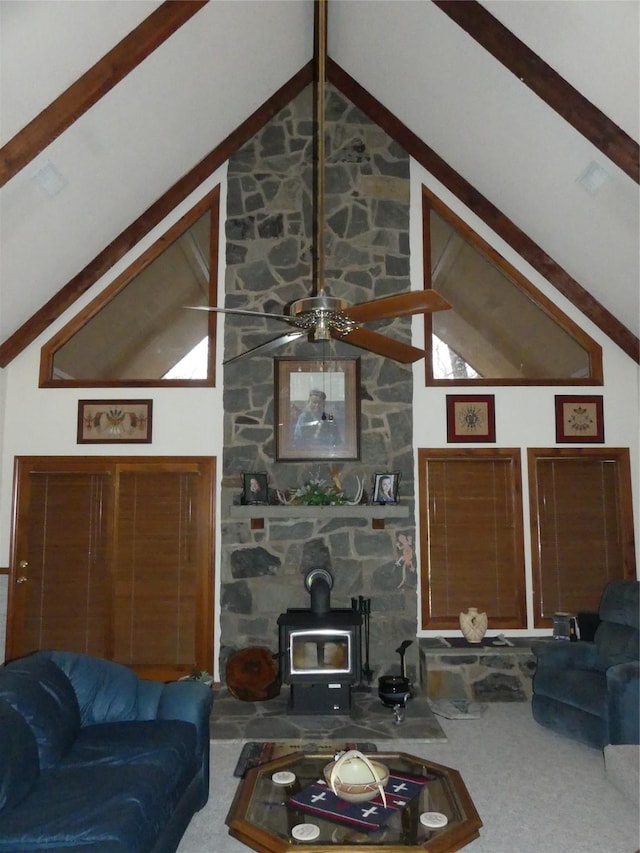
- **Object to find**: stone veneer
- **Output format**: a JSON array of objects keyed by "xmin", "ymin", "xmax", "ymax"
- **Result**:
[
  {"xmin": 219, "ymin": 84, "xmax": 422, "ymax": 684},
  {"xmin": 418, "ymin": 640, "xmax": 537, "ymax": 702}
]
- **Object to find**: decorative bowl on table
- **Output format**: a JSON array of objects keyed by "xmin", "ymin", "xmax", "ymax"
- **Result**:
[{"xmin": 323, "ymin": 749, "xmax": 389, "ymax": 804}]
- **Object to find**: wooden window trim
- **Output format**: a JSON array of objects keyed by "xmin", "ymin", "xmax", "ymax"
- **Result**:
[
  {"xmin": 527, "ymin": 447, "xmax": 637, "ymax": 627},
  {"xmin": 422, "ymin": 186, "xmax": 603, "ymax": 387},
  {"xmin": 39, "ymin": 187, "xmax": 219, "ymax": 388},
  {"xmin": 418, "ymin": 447, "xmax": 527, "ymax": 630}
]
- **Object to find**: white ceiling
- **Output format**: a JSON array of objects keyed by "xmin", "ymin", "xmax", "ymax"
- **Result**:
[{"xmin": 1, "ymin": 0, "xmax": 638, "ymax": 353}]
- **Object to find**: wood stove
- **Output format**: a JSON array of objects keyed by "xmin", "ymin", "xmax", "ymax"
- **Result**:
[{"xmin": 277, "ymin": 569, "xmax": 361, "ymax": 714}]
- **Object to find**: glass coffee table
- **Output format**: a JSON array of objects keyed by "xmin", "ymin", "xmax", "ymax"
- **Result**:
[{"xmin": 226, "ymin": 750, "xmax": 482, "ymax": 852}]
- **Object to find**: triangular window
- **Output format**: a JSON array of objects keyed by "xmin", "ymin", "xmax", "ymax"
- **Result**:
[
  {"xmin": 422, "ymin": 187, "xmax": 602, "ymax": 385},
  {"xmin": 40, "ymin": 188, "xmax": 219, "ymax": 387}
]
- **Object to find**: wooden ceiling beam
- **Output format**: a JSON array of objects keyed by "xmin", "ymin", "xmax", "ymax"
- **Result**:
[
  {"xmin": 329, "ymin": 59, "xmax": 639, "ymax": 365},
  {"xmin": 0, "ymin": 0, "xmax": 209, "ymax": 188},
  {"xmin": 433, "ymin": 0, "xmax": 639, "ymax": 184}
]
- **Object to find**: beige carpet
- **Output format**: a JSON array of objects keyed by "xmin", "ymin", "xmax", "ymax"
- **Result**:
[{"xmin": 178, "ymin": 703, "xmax": 640, "ymax": 853}]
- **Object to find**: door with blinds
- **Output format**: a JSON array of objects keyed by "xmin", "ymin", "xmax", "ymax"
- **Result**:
[{"xmin": 7, "ymin": 457, "xmax": 215, "ymax": 680}]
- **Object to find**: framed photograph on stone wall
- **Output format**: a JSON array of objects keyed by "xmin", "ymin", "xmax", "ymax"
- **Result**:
[
  {"xmin": 242, "ymin": 472, "xmax": 269, "ymax": 504},
  {"xmin": 274, "ymin": 357, "xmax": 360, "ymax": 461},
  {"xmin": 372, "ymin": 472, "xmax": 400, "ymax": 504}
]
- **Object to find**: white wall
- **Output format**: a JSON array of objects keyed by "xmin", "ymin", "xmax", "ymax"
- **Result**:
[
  {"xmin": 0, "ymin": 167, "xmax": 227, "ymax": 670},
  {"xmin": 0, "ymin": 158, "xmax": 638, "ymax": 664},
  {"xmin": 410, "ymin": 159, "xmax": 640, "ymax": 637}
]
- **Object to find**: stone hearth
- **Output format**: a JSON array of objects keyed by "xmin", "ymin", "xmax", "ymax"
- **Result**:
[{"xmin": 209, "ymin": 686, "xmax": 447, "ymax": 743}]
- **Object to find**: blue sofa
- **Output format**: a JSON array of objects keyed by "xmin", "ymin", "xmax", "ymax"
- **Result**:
[
  {"xmin": 531, "ymin": 579, "xmax": 639, "ymax": 749},
  {"xmin": 0, "ymin": 650, "xmax": 213, "ymax": 853}
]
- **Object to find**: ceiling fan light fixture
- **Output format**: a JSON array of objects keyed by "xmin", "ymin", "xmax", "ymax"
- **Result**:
[{"xmin": 312, "ymin": 313, "xmax": 331, "ymax": 341}]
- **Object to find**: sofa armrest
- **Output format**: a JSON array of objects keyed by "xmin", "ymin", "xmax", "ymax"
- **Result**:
[
  {"xmin": 135, "ymin": 679, "xmax": 164, "ymax": 720},
  {"xmin": 157, "ymin": 681, "xmax": 213, "ymax": 757},
  {"xmin": 607, "ymin": 660, "xmax": 639, "ymax": 745},
  {"xmin": 532, "ymin": 640, "xmax": 599, "ymax": 670}
]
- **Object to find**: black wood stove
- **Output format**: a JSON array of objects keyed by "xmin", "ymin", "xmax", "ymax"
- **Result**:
[{"xmin": 277, "ymin": 569, "xmax": 361, "ymax": 714}]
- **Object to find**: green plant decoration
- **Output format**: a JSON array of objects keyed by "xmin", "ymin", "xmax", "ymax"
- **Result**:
[{"xmin": 292, "ymin": 477, "xmax": 347, "ymax": 506}]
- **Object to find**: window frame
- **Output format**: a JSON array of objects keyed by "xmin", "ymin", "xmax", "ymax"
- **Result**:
[
  {"xmin": 422, "ymin": 186, "xmax": 603, "ymax": 387},
  {"xmin": 39, "ymin": 187, "xmax": 220, "ymax": 388}
]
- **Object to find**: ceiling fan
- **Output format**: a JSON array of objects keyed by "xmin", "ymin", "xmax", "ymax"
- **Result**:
[{"xmin": 192, "ymin": 0, "xmax": 450, "ymax": 365}]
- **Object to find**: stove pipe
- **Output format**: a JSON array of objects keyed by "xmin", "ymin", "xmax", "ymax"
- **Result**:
[{"xmin": 305, "ymin": 568, "xmax": 333, "ymax": 616}]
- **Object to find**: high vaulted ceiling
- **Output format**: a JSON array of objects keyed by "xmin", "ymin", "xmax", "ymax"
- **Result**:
[{"xmin": 1, "ymin": 0, "xmax": 638, "ymax": 367}]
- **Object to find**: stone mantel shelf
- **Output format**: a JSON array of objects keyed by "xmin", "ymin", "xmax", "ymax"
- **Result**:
[{"xmin": 227, "ymin": 504, "xmax": 409, "ymax": 529}]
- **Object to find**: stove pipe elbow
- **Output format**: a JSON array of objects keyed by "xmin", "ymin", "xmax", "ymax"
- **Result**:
[{"xmin": 305, "ymin": 568, "xmax": 333, "ymax": 616}]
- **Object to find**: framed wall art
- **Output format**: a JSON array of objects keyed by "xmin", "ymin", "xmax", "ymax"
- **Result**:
[
  {"xmin": 242, "ymin": 472, "xmax": 269, "ymax": 504},
  {"xmin": 77, "ymin": 399, "xmax": 153, "ymax": 444},
  {"xmin": 555, "ymin": 395, "xmax": 604, "ymax": 443},
  {"xmin": 446, "ymin": 395, "xmax": 496, "ymax": 443},
  {"xmin": 372, "ymin": 472, "xmax": 400, "ymax": 504},
  {"xmin": 274, "ymin": 357, "xmax": 360, "ymax": 461}
]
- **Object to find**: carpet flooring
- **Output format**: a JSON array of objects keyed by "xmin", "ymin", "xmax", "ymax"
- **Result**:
[
  {"xmin": 210, "ymin": 685, "xmax": 447, "ymax": 742},
  {"xmin": 178, "ymin": 702, "xmax": 640, "ymax": 853}
]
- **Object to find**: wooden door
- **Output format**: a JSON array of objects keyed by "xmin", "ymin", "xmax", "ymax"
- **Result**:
[{"xmin": 7, "ymin": 457, "xmax": 215, "ymax": 679}]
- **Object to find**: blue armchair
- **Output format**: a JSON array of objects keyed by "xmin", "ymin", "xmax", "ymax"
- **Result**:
[{"xmin": 531, "ymin": 579, "xmax": 639, "ymax": 749}]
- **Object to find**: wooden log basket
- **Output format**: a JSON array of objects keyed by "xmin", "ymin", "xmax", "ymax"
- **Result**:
[{"xmin": 226, "ymin": 646, "xmax": 281, "ymax": 702}]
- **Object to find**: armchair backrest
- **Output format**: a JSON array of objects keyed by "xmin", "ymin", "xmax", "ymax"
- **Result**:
[{"xmin": 594, "ymin": 580, "xmax": 639, "ymax": 671}]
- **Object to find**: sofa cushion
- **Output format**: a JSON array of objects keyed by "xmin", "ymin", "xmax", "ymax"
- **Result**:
[
  {"xmin": 0, "ymin": 699, "xmax": 40, "ymax": 813},
  {"xmin": 0, "ymin": 763, "xmax": 192, "ymax": 853},
  {"xmin": 533, "ymin": 666, "xmax": 608, "ymax": 719},
  {"xmin": 0, "ymin": 654, "xmax": 80, "ymax": 767},
  {"xmin": 62, "ymin": 719, "xmax": 197, "ymax": 791},
  {"xmin": 43, "ymin": 650, "xmax": 141, "ymax": 725}
]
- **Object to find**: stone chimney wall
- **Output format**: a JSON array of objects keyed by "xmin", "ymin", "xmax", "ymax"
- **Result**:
[{"xmin": 219, "ymin": 85, "xmax": 420, "ymax": 685}]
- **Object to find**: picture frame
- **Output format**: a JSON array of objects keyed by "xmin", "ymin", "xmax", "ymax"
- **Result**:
[
  {"xmin": 555, "ymin": 395, "xmax": 604, "ymax": 443},
  {"xmin": 77, "ymin": 399, "xmax": 153, "ymax": 444},
  {"xmin": 446, "ymin": 395, "xmax": 496, "ymax": 443},
  {"xmin": 242, "ymin": 472, "xmax": 269, "ymax": 505},
  {"xmin": 274, "ymin": 357, "xmax": 360, "ymax": 461},
  {"xmin": 372, "ymin": 472, "xmax": 400, "ymax": 504}
]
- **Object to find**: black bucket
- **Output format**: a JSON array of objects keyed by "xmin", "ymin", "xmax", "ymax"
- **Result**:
[{"xmin": 378, "ymin": 675, "xmax": 411, "ymax": 707}]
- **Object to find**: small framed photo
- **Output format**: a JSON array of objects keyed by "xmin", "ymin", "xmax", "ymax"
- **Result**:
[
  {"xmin": 372, "ymin": 472, "xmax": 399, "ymax": 504},
  {"xmin": 447, "ymin": 395, "xmax": 496, "ymax": 443},
  {"xmin": 555, "ymin": 395, "xmax": 604, "ymax": 443},
  {"xmin": 274, "ymin": 357, "xmax": 360, "ymax": 461},
  {"xmin": 77, "ymin": 399, "xmax": 153, "ymax": 444},
  {"xmin": 242, "ymin": 472, "xmax": 269, "ymax": 504}
]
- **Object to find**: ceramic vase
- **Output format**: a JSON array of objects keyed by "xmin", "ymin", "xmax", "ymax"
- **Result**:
[{"xmin": 459, "ymin": 607, "xmax": 488, "ymax": 643}]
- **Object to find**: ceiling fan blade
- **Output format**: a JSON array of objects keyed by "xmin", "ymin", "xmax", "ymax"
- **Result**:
[
  {"xmin": 223, "ymin": 331, "xmax": 306, "ymax": 365},
  {"xmin": 186, "ymin": 305, "xmax": 294, "ymax": 323},
  {"xmin": 344, "ymin": 290, "xmax": 451, "ymax": 323},
  {"xmin": 334, "ymin": 327, "xmax": 426, "ymax": 363}
]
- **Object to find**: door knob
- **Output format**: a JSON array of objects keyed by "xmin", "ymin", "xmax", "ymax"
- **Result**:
[
  {"xmin": 16, "ymin": 576, "xmax": 28, "ymax": 584},
  {"xmin": 19, "ymin": 560, "xmax": 29, "ymax": 568}
]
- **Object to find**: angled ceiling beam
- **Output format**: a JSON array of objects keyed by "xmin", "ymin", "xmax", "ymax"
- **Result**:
[
  {"xmin": 0, "ymin": 63, "xmax": 313, "ymax": 368},
  {"xmin": 433, "ymin": 0, "xmax": 639, "ymax": 184},
  {"xmin": 329, "ymin": 58, "xmax": 639, "ymax": 365},
  {"xmin": 0, "ymin": 0, "xmax": 209, "ymax": 188}
]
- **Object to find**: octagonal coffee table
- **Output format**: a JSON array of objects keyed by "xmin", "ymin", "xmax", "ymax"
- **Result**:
[{"xmin": 226, "ymin": 750, "xmax": 482, "ymax": 852}]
